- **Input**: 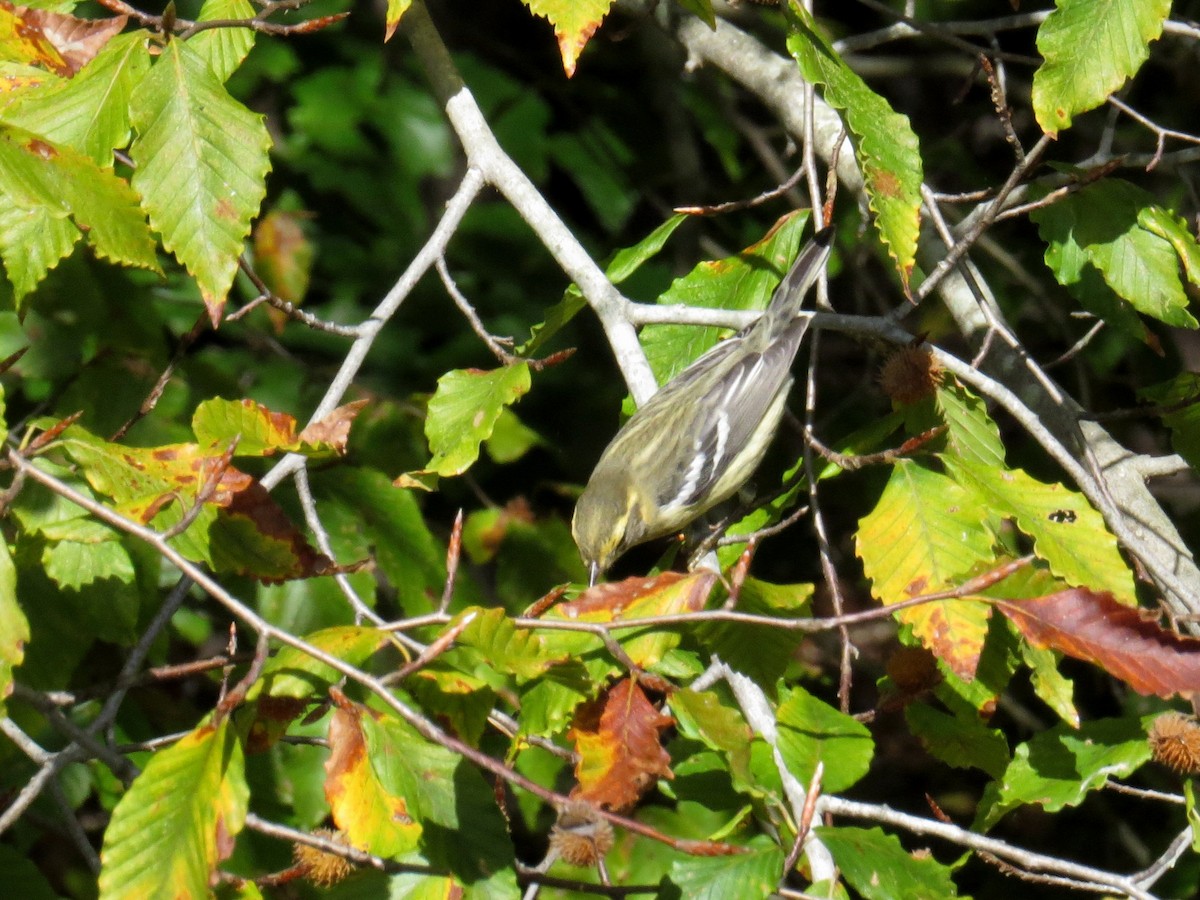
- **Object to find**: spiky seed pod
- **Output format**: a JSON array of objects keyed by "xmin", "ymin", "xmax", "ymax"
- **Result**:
[
  {"xmin": 293, "ymin": 828, "xmax": 355, "ymax": 887},
  {"xmin": 549, "ymin": 801, "xmax": 615, "ymax": 868},
  {"xmin": 879, "ymin": 345, "xmax": 943, "ymax": 406},
  {"xmin": 1149, "ymin": 712, "xmax": 1200, "ymax": 775}
]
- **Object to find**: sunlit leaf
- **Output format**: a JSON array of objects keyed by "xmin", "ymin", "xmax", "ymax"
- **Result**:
[
  {"xmin": 98, "ymin": 718, "xmax": 248, "ymax": 899},
  {"xmin": 416, "ymin": 363, "xmax": 531, "ymax": 478},
  {"xmin": 129, "ymin": 39, "xmax": 271, "ymax": 324},
  {"xmin": 856, "ymin": 460, "xmax": 994, "ymax": 678},
  {"xmin": 977, "ymin": 716, "xmax": 1152, "ymax": 828},
  {"xmin": 1031, "ymin": 0, "xmax": 1170, "ymax": 135},
  {"xmin": 776, "ymin": 684, "xmax": 874, "ymax": 793},
  {"xmin": 570, "ymin": 678, "xmax": 673, "ymax": 810},
  {"xmin": 816, "ymin": 826, "xmax": 960, "ymax": 899},
  {"xmin": 325, "ymin": 699, "xmax": 422, "ymax": 857},
  {"xmin": 788, "ymin": 5, "xmax": 921, "ymax": 287},
  {"xmin": 0, "ymin": 538, "xmax": 26, "ymax": 716},
  {"xmin": 996, "ymin": 587, "xmax": 1200, "ymax": 699},
  {"xmin": 522, "ymin": 0, "xmax": 615, "ymax": 76}
]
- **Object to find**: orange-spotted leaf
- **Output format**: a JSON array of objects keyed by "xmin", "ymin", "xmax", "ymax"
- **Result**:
[
  {"xmin": 522, "ymin": 0, "xmax": 614, "ymax": 77},
  {"xmin": 325, "ymin": 696, "xmax": 422, "ymax": 857},
  {"xmin": 0, "ymin": 2, "xmax": 69, "ymax": 75},
  {"xmin": 192, "ymin": 397, "xmax": 364, "ymax": 458},
  {"xmin": 569, "ymin": 678, "xmax": 673, "ymax": 810},
  {"xmin": 55, "ymin": 424, "xmax": 338, "ymax": 581},
  {"xmin": 995, "ymin": 588, "xmax": 1200, "ymax": 700},
  {"xmin": 550, "ymin": 570, "xmax": 715, "ymax": 668},
  {"xmin": 856, "ymin": 460, "xmax": 994, "ymax": 678}
]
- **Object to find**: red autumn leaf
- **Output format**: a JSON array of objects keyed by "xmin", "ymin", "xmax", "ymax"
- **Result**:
[
  {"xmin": 569, "ymin": 678, "xmax": 673, "ymax": 811},
  {"xmin": 995, "ymin": 588, "xmax": 1200, "ymax": 699}
]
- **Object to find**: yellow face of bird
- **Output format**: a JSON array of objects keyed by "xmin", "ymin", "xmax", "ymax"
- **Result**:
[{"xmin": 572, "ymin": 467, "xmax": 640, "ymax": 585}]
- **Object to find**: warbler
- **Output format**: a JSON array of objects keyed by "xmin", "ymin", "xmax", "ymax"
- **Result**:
[{"xmin": 573, "ymin": 225, "xmax": 834, "ymax": 584}]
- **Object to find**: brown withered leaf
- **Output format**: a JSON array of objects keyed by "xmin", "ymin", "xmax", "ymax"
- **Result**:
[
  {"xmin": 245, "ymin": 695, "xmax": 310, "ymax": 753},
  {"xmin": 995, "ymin": 588, "xmax": 1200, "ymax": 699},
  {"xmin": 298, "ymin": 400, "xmax": 369, "ymax": 455},
  {"xmin": 0, "ymin": 3, "xmax": 126, "ymax": 76},
  {"xmin": 26, "ymin": 8, "xmax": 126, "ymax": 73},
  {"xmin": 569, "ymin": 678, "xmax": 673, "ymax": 811}
]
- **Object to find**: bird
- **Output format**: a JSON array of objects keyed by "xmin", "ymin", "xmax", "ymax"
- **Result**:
[{"xmin": 572, "ymin": 225, "xmax": 834, "ymax": 585}]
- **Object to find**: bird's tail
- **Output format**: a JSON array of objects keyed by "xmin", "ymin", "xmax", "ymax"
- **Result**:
[{"xmin": 765, "ymin": 224, "xmax": 835, "ymax": 326}]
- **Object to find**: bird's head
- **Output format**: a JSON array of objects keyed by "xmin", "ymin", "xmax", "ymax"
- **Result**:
[{"xmin": 571, "ymin": 466, "xmax": 646, "ymax": 586}]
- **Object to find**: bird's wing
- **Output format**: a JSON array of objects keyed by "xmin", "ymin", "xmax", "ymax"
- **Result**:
[{"xmin": 659, "ymin": 320, "xmax": 808, "ymax": 513}]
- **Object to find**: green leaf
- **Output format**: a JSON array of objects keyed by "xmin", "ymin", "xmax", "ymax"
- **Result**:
[
  {"xmin": 816, "ymin": 826, "xmax": 961, "ymax": 900},
  {"xmin": 976, "ymin": 716, "xmax": 1152, "ymax": 829},
  {"xmin": 673, "ymin": 0, "xmax": 715, "ymax": 29},
  {"xmin": 946, "ymin": 457, "xmax": 1136, "ymax": 602},
  {"xmin": 129, "ymin": 39, "xmax": 271, "ymax": 320},
  {"xmin": 667, "ymin": 835, "xmax": 783, "ymax": 900},
  {"xmin": 1032, "ymin": 180, "xmax": 1199, "ymax": 330},
  {"xmin": 1022, "ymin": 641, "xmax": 1079, "ymax": 727},
  {"xmin": 453, "ymin": 607, "xmax": 566, "ymax": 681},
  {"xmin": 1141, "ymin": 372, "xmax": 1200, "ymax": 470},
  {"xmin": 0, "ymin": 539, "xmax": 26, "ymax": 717},
  {"xmin": 314, "ymin": 467, "xmax": 447, "ymax": 617},
  {"xmin": 0, "ymin": 32, "xmax": 150, "ymax": 164},
  {"xmin": 670, "ymin": 689, "xmax": 752, "ymax": 757},
  {"xmin": 787, "ymin": 6, "xmax": 921, "ymax": 287},
  {"xmin": 1032, "ymin": 0, "xmax": 1170, "ymax": 135},
  {"xmin": 1186, "ymin": 781, "xmax": 1200, "ymax": 853},
  {"xmin": 856, "ymin": 460, "xmax": 994, "ymax": 679},
  {"xmin": 936, "ymin": 381, "xmax": 1005, "ymax": 469},
  {"xmin": 546, "ymin": 127, "xmax": 633, "ymax": 229},
  {"xmin": 0, "ymin": 197, "xmax": 76, "ymax": 302},
  {"xmin": 638, "ymin": 210, "xmax": 810, "ymax": 390},
  {"xmin": 418, "ymin": 363, "xmax": 531, "ymax": 477},
  {"xmin": 363, "ymin": 715, "xmax": 519, "ymax": 896},
  {"xmin": 1139, "ymin": 204, "xmax": 1200, "ymax": 290},
  {"xmin": 42, "ymin": 533, "xmax": 135, "ymax": 590},
  {"xmin": 0, "ymin": 123, "xmax": 159, "ymax": 301},
  {"xmin": 905, "ymin": 702, "xmax": 1009, "ymax": 779},
  {"xmin": 252, "ymin": 626, "xmax": 389, "ymax": 699},
  {"xmin": 776, "ymin": 684, "xmax": 874, "ymax": 793},
  {"xmin": 484, "ymin": 407, "xmax": 542, "ymax": 464},
  {"xmin": 517, "ymin": 659, "xmax": 601, "ymax": 738},
  {"xmin": 0, "ymin": 844, "xmax": 60, "ymax": 899},
  {"xmin": 98, "ymin": 718, "xmax": 248, "ymax": 899},
  {"xmin": 695, "ymin": 581, "xmax": 809, "ymax": 690},
  {"xmin": 191, "ymin": 0, "xmax": 256, "ymax": 83}
]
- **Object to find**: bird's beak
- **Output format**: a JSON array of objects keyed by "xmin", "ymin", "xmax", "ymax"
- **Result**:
[{"xmin": 588, "ymin": 561, "xmax": 600, "ymax": 588}]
